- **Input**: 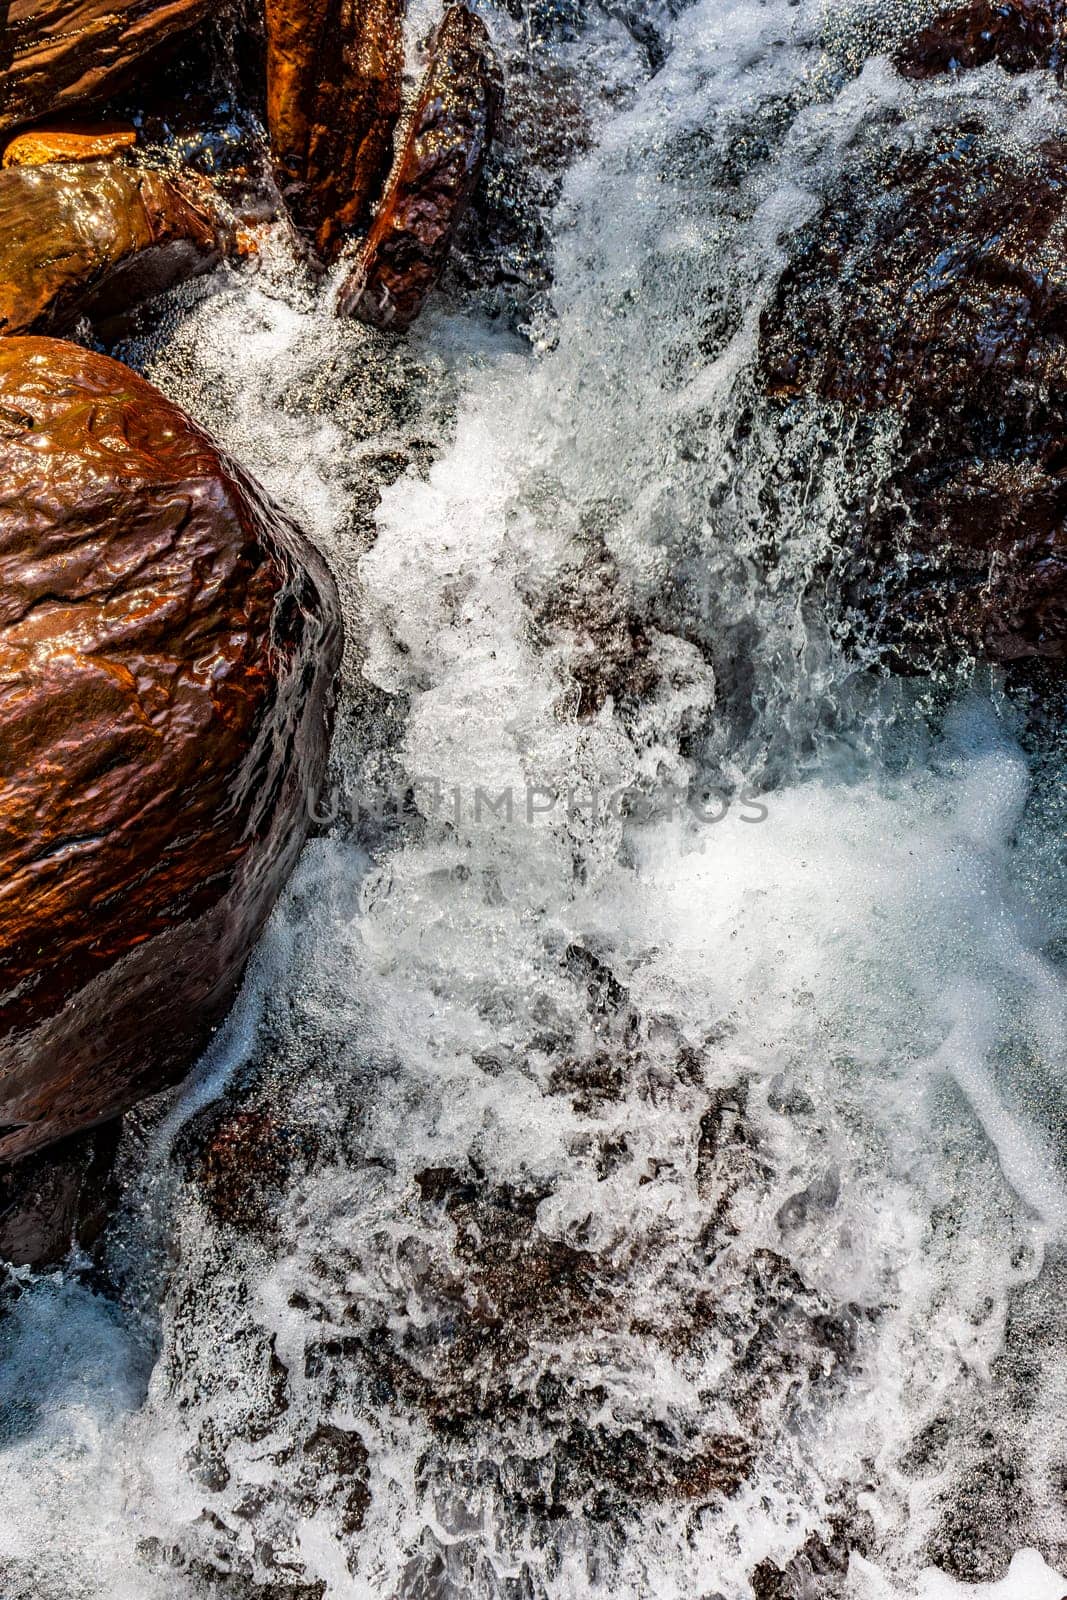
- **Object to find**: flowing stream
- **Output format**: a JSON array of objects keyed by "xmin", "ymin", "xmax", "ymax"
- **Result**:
[{"xmin": 3, "ymin": 0, "xmax": 1067, "ymax": 1596}]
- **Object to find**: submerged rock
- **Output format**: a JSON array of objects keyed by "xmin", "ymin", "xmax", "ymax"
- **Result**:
[
  {"xmin": 0, "ymin": 160, "xmax": 233, "ymax": 337},
  {"xmin": 337, "ymin": 5, "xmax": 502, "ymax": 330},
  {"xmin": 0, "ymin": 0, "xmax": 212, "ymax": 136},
  {"xmin": 759, "ymin": 133, "xmax": 1067, "ymax": 666},
  {"xmin": 265, "ymin": 0, "xmax": 403, "ymax": 262},
  {"xmin": 895, "ymin": 0, "xmax": 1066, "ymax": 79},
  {"xmin": 0, "ymin": 338, "xmax": 342, "ymax": 1163},
  {"xmin": 1, "ymin": 120, "xmax": 137, "ymax": 167},
  {"xmin": 181, "ymin": 1104, "xmax": 312, "ymax": 1234}
]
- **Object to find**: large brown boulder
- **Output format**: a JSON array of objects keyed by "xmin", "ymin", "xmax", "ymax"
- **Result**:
[
  {"xmin": 0, "ymin": 337, "xmax": 342, "ymax": 1163},
  {"xmin": 265, "ymin": 0, "xmax": 403, "ymax": 262},
  {"xmin": 337, "ymin": 5, "xmax": 502, "ymax": 330},
  {"xmin": 759, "ymin": 133, "xmax": 1067, "ymax": 665},
  {"xmin": 0, "ymin": 160, "xmax": 232, "ymax": 337},
  {"xmin": 0, "ymin": 0, "xmax": 212, "ymax": 137}
]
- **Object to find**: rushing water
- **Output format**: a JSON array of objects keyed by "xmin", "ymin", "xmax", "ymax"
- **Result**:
[{"xmin": 4, "ymin": 1, "xmax": 1067, "ymax": 1596}]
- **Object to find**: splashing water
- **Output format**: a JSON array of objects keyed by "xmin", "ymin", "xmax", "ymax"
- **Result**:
[{"xmin": 3, "ymin": 0, "xmax": 1067, "ymax": 1597}]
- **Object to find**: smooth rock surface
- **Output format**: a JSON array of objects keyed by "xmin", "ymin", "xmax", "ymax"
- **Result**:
[
  {"xmin": 265, "ymin": 0, "xmax": 403, "ymax": 262},
  {"xmin": 0, "ymin": 159, "xmax": 232, "ymax": 336},
  {"xmin": 337, "ymin": 4, "xmax": 502, "ymax": 330},
  {"xmin": 0, "ymin": 0, "xmax": 212, "ymax": 136},
  {"xmin": 1, "ymin": 119, "xmax": 137, "ymax": 166},
  {"xmin": 0, "ymin": 337, "xmax": 342, "ymax": 1163},
  {"xmin": 759, "ymin": 133, "xmax": 1067, "ymax": 665}
]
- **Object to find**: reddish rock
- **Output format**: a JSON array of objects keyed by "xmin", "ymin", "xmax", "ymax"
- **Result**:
[
  {"xmin": 265, "ymin": 0, "xmax": 403, "ymax": 262},
  {"xmin": 0, "ymin": 160, "xmax": 233, "ymax": 337},
  {"xmin": 0, "ymin": 0, "xmax": 212, "ymax": 136},
  {"xmin": 0, "ymin": 337, "xmax": 342, "ymax": 1163},
  {"xmin": 759, "ymin": 133, "xmax": 1067, "ymax": 665},
  {"xmin": 895, "ymin": 0, "xmax": 1065, "ymax": 79},
  {"xmin": 1, "ymin": 119, "xmax": 137, "ymax": 167},
  {"xmin": 189, "ymin": 1107, "xmax": 306, "ymax": 1232},
  {"xmin": 337, "ymin": 5, "xmax": 502, "ymax": 330}
]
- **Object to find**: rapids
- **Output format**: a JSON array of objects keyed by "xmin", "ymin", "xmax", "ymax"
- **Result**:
[{"xmin": 2, "ymin": 0, "xmax": 1067, "ymax": 1595}]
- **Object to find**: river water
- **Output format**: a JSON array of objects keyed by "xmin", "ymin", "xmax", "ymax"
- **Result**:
[{"xmin": 3, "ymin": 1, "xmax": 1067, "ymax": 1596}]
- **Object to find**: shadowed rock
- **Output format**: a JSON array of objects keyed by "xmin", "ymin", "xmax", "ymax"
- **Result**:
[
  {"xmin": 265, "ymin": 0, "xmax": 403, "ymax": 262},
  {"xmin": 0, "ymin": 1119, "xmax": 121, "ymax": 1265},
  {"xmin": 337, "ymin": 4, "xmax": 502, "ymax": 330},
  {"xmin": 759, "ymin": 133, "xmax": 1067, "ymax": 666},
  {"xmin": 0, "ymin": 0, "xmax": 212, "ymax": 136},
  {"xmin": 0, "ymin": 160, "xmax": 233, "ymax": 337},
  {"xmin": 0, "ymin": 337, "xmax": 342, "ymax": 1163},
  {"xmin": 895, "ymin": 0, "xmax": 1066, "ymax": 79}
]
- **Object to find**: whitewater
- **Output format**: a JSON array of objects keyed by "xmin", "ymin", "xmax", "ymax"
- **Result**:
[{"xmin": 2, "ymin": 0, "xmax": 1067, "ymax": 1595}]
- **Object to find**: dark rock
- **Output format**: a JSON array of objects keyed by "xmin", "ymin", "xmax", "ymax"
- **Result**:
[
  {"xmin": 0, "ymin": 1118, "xmax": 121, "ymax": 1265},
  {"xmin": 337, "ymin": 5, "xmax": 502, "ymax": 330},
  {"xmin": 190, "ymin": 1108, "xmax": 305, "ymax": 1232},
  {"xmin": 895, "ymin": 0, "xmax": 1066, "ymax": 80},
  {"xmin": 925, "ymin": 1446, "xmax": 1026, "ymax": 1583},
  {"xmin": 750, "ymin": 1508, "xmax": 876, "ymax": 1599},
  {"xmin": 0, "ymin": 160, "xmax": 233, "ymax": 337},
  {"xmin": 0, "ymin": 337, "xmax": 342, "ymax": 1162},
  {"xmin": 265, "ymin": 0, "xmax": 403, "ymax": 262},
  {"xmin": 301, "ymin": 1424, "xmax": 371, "ymax": 1534},
  {"xmin": 0, "ymin": 0, "xmax": 212, "ymax": 137},
  {"xmin": 759, "ymin": 132, "xmax": 1067, "ymax": 667},
  {"xmin": 524, "ymin": 535, "xmax": 659, "ymax": 718}
]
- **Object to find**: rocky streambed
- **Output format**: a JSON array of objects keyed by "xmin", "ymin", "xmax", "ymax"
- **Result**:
[{"xmin": 3, "ymin": 0, "xmax": 1067, "ymax": 1596}]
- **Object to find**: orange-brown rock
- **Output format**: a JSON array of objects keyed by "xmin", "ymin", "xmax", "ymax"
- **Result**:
[
  {"xmin": 265, "ymin": 0, "xmax": 403, "ymax": 262},
  {"xmin": 759, "ymin": 133, "xmax": 1067, "ymax": 666},
  {"xmin": 1, "ymin": 119, "xmax": 136, "ymax": 167},
  {"xmin": 337, "ymin": 5, "xmax": 502, "ymax": 330},
  {"xmin": 0, "ymin": 159, "xmax": 232, "ymax": 336},
  {"xmin": 0, "ymin": 337, "xmax": 342, "ymax": 1163},
  {"xmin": 895, "ymin": 0, "xmax": 1065, "ymax": 79},
  {"xmin": 0, "ymin": 0, "xmax": 212, "ymax": 137}
]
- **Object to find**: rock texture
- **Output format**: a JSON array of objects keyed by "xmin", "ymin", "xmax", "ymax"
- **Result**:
[
  {"xmin": 895, "ymin": 0, "xmax": 1065, "ymax": 79},
  {"xmin": 0, "ymin": 0, "xmax": 212, "ymax": 137},
  {"xmin": 759, "ymin": 133, "xmax": 1067, "ymax": 665},
  {"xmin": 0, "ymin": 1119, "xmax": 121, "ymax": 1264},
  {"xmin": 0, "ymin": 337, "xmax": 342, "ymax": 1163},
  {"xmin": 337, "ymin": 4, "xmax": 502, "ymax": 330},
  {"xmin": 265, "ymin": 0, "xmax": 404, "ymax": 262},
  {"xmin": 0, "ymin": 160, "xmax": 232, "ymax": 337},
  {"xmin": 1, "ymin": 119, "xmax": 137, "ymax": 167}
]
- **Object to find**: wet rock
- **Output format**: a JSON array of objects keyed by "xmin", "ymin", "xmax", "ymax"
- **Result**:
[
  {"xmin": 526, "ymin": 539, "xmax": 659, "ymax": 718},
  {"xmin": 750, "ymin": 1508, "xmax": 876, "ymax": 1599},
  {"xmin": 0, "ymin": 1119, "xmax": 121, "ymax": 1265},
  {"xmin": 0, "ymin": 160, "xmax": 233, "ymax": 337},
  {"xmin": 0, "ymin": 0, "xmax": 212, "ymax": 137},
  {"xmin": 300, "ymin": 1424, "xmax": 371, "ymax": 1535},
  {"xmin": 0, "ymin": 337, "xmax": 342, "ymax": 1162},
  {"xmin": 925, "ymin": 1445, "xmax": 1027, "ymax": 1583},
  {"xmin": 1, "ymin": 119, "xmax": 137, "ymax": 167},
  {"xmin": 337, "ymin": 5, "xmax": 502, "ymax": 330},
  {"xmin": 759, "ymin": 133, "xmax": 1067, "ymax": 667},
  {"xmin": 895, "ymin": 0, "xmax": 1066, "ymax": 80},
  {"xmin": 265, "ymin": 0, "xmax": 403, "ymax": 262},
  {"xmin": 189, "ymin": 1108, "xmax": 306, "ymax": 1233}
]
